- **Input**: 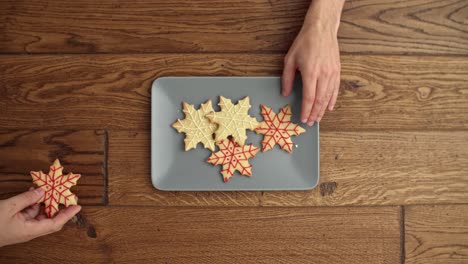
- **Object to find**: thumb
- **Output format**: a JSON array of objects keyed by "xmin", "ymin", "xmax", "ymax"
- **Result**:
[{"xmin": 6, "ymin": 188, "xmax": 44, "ymax": 215}]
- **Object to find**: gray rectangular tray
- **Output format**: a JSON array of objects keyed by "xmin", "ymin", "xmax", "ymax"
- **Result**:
[{"xmin": 151, "ymin": 77, "xmax": 319, "ymax": 191}]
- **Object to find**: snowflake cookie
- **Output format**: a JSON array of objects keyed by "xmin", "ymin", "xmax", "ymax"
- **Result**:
[
  {"xmin": 255, "ymin": 104, "xmax": 306, "ymax": 153},
  {"xmin": 205, "ymin": 96, "xmax": 258, "ymax": 146},
  {"xmin": 30, "ymin": 159, "xmax": 81, "ymax": 218},
  {"xmin": 207, "ymin": 139, "xmax": 259, "ymax": 182},
  {"xmin": 172, "ymin": 100, "xmax": 218, "ymax": 151}
]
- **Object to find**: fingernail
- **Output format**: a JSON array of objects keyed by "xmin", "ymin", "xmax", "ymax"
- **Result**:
[
  {"xmin": 301, "ymin": 118, "xmax": 307, "ymax": 124},
  {"xmin": 307, "ymin": 121, "xmax": 314, "ymax": 127},
  {"xmin": 34, "ymin": 188, "xmax": 44, "ymax": 196}
]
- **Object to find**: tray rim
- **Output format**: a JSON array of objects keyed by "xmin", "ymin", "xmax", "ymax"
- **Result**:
[{"xmin": 151, "ymin": 76, "xmax": 320, "ymax": 191}]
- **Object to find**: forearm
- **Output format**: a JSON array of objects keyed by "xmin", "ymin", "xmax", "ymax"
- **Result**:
[{"xmin": 303, "ymin": 0, "xmax": 345, "ymax": 35}]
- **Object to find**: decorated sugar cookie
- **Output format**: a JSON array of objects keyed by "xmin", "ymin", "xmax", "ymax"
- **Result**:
[
  {"xmin": 31, "ymin": 159, "xmax": 81, "ymax": 218},
  {"xmin": 207, "ymin": 139, "xmax": 259, "ymax": 182},
  {"xmin": 255, "ymin": 104, "xmax": 306, "ymax": 153},
  {"xmin": 205, "ymin": 96, "xmax": 258, "ymax": 146},
  {"xmin": 172, "ymin": 100, "xmax": 218, "ymax": 151}
]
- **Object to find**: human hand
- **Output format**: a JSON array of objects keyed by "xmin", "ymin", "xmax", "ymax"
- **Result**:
[
  {"xmin": 0, "ymin": 187, "xmax": 81, "ymax": 247},
  {"xmin": 282, "ymin": 0, "xmax": 345, "ymax": 126}
]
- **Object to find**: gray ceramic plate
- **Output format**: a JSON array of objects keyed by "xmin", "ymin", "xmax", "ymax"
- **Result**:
[{"xmin": 151, "ymin": 77, "xmax": 319, "ymax": 191}]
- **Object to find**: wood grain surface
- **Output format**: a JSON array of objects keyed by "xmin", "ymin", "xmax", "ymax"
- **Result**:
[
  {"xmin": 405, "ymin": 205, "xmax": 468, "ymax": 264},
  {"xmin": 1, "ymin": 0, "xmax": 467, "ymax": 261},
  {"xmin": 108, "ymin": 130, "xmax": 468, "ymax": 206},
  {"xmin": 1, "ymin": 0, "xmax": 467, "ymax": 54},
  {"xmin": 1, "ymin": 54, "xmax": 467, "ymax": 130},
  {"xmin": 0, "ymin": 206, "xmax": 401, "ymax": 264},
  {"xmin": 0, "ymin": 130, "xmax": 106, "ymax": 205}
]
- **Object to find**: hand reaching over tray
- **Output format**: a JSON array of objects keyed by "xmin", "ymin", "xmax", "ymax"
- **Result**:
[{"xmin": 282, "ymin": 0, "xmax": 345, "ymax": 127}]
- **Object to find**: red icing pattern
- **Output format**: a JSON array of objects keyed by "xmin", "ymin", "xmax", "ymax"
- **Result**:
[
  {"xmin": 207, "ymin": 139, "xmax": 259, "ymax": 182},
  {"xmin": 255, "ymin": 104, "xmax": 306, "ymax": 153},
  {"xmin": 31, "ymin": 159, "xmax": 81, "ymax": 218}
]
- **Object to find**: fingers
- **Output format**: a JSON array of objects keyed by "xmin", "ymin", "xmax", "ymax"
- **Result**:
[
  {"xmin": 6, "ymin": 188, "xmax": 44, "ymax": 215},
  {"xmin": 317, "ymin": 77, "xmax": 335, "ymax": 123},
  {"xmin": 305, "ymin": 63, "xmax": 340, "ymax": 123},
  {"xmin": 307, "ymin": 76, "xmax": 329, "ymax": 125},
  {"xmin": 20, "ymin": 187, "xmax": 41, "ymax": 220},
  {"xmin": 328, "ymin": 75, "xmax": 340, "ymax": 111},
  {"xmin": 21, "ymin": 203, "xmax": 41, "ymax": 221},
  {"xmin": 25, "ymin": 205, "xmax": 82, "ymax": 236},
  {"xmin": 36, "ymin": 209, "xmax": 48, "ymax": 221},
  {"xmin": 52, "ymin": 205, "xmax": 82, "ymax": 228},
  {"xmin": 300, "ymin": 74, "xmax": 317, "ymax": 124},
  {"xmin": 282, "ymin": 57, "xmax": 296, "ymax": 97}
]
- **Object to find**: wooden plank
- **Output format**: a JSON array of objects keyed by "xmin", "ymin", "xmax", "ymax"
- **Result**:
[
  {"xmin": 339, "ymin": 0, "xmax": 468, "ymax": 55},
  {"xmin": 108, "ymin": 130, "xmax": 468, "ymax": 206},
  {"xmin": 0, "ymin": 130, "xmax": 106, "ymax": 205},
  {"xmin": 1, "ymin": 54, "xmax": 467, "ymax": 130},
  {"xmin": 1, "ymin": 0, "xmax": 467, "ymax": 54},
  {"xmin": 0, "ymin": 206, "xmax": 401, "ymax": 263},
  {"xmin": 405, "ymin": 205, "xmax": 468, "ymax": 264}
]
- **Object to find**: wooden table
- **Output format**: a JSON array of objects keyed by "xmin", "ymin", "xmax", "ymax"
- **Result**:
[{"xmin": 1, "ymin": 0, "xmax": 467, "ymax": 263}]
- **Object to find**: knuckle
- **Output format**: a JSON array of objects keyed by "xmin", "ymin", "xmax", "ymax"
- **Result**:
[
  {"xmin": 303, "ymin": 95, "xmax": 315, "ymax": 104},
  {"xmin": 315, "ymin": 99, "xmax": 325, "ymax": 106},
  {"xmin": 25, "ymin": 192, "xmax": 35, "ymax": 201},
  {"xmin": 302, "ymin": 65, "xmax": 317, "ymax": 75},
  {"xmin": 311, "ymin": 68, "xmax": 320, "ymax": 76},
  {"xmin": 321, "ymin": 67, "xmax": 331, "ymax": 76},
  {"xmin": 283, "ymin": 55, "xmax": 293, "ymax": 66}
]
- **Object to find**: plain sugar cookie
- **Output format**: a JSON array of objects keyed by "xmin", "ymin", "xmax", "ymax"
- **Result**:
[
  {"xmin": 172, "ymin": 100, "xmax": 218, "ymax": 151},
  {"xmin": 205, "ymin": 96, "xmax": 258, "ymax": 146}
]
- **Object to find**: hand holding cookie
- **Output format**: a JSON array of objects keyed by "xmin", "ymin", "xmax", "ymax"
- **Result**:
[{"xmin": 0, "ymin": 187, "xmax": 81, "ymax": 247}]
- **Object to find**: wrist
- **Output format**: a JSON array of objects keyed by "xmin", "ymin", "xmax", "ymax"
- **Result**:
[{"xmin": 303, "ymin": 0, "xmax": 345, "ymax": 35}]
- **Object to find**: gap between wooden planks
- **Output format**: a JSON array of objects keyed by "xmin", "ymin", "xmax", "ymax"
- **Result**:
[
  {"xmin": 405, "ymin": 205, "xmax": 468, "ymax": 264},
  {"xmin": 108, "ymin": 130, "xmax": 468, "ymax": 207},
  {"xmin": 0, "ymin": 0, "xmax": 466, "ymax": 54},
  {"xmin": 0, "ymin": 206, "xmax": 401, "ymax": 264},
  {"xmin": 1, "ymin": 54, "xmax": 467, "ymax": 131}
]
